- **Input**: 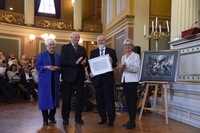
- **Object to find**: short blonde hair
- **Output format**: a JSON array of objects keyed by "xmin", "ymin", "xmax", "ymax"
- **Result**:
[
  {"xmin": 45, "ymin": 38, "xmax": 56, "ymax": 46},
  {"xmin": 123, "ymin": 38, "xmax": 134, "ymax": 47}
]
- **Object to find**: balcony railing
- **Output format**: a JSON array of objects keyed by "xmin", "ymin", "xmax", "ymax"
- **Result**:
[
  {"xmin": 35, "ymin": 16, "xmax": 73, "ymax": 31},
  {"xmin": 0, "ymin": 9, "xmax": 24, "ymax": 25},
  {"xmin": 0, "ymin": 10, "xmax": 102, "ymax": 33},
  {"xmin": 82, "ymin": 21, "xmax": 102, "ymax": 33}
]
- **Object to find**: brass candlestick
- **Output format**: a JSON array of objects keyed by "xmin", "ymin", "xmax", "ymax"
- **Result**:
[{"xmin": 144, "ymin": 19, "xmax": 170, "ymax": 50}]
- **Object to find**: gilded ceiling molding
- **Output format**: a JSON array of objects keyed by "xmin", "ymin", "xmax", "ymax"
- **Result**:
[
  {"xmin": 35, "ymin": 16, "xmax": 73, "ymax": 31},
  {"xmin": 0, "ymin": 10, "xmax": 24, "ymax": 25}
]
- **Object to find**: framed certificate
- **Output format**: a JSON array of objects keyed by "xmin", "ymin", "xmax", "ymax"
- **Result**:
[{"xmin": 88, "ymin": 54, "xmax": 113, "ymax": 76}]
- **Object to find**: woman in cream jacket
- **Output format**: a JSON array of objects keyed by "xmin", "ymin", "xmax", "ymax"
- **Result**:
[{"xmin": 117, "ymin": 38, "xmax": 140, "ymax": 129}]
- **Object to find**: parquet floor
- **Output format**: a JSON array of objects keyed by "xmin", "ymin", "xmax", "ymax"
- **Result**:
[{"xmin": 0, "ymin": 99, "xmax": 199, "ymax": 133}]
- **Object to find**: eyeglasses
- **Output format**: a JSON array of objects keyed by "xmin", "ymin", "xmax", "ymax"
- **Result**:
[{"xmin": 124, "ymin": 44, "xmax": 133, "ymax": 47}]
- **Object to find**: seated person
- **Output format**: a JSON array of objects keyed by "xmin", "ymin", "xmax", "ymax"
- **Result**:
[
  {"xmin": 0, "ymin": 61, "xmax": 16, "ymax": 102},
  {"xmin": 7, "ymin": 64, "xmax": 21, "ymax": 99},
  {"xmin": 30, "ymin": 68, "xmax": 38, "ymax": 93},
  {"xmin": 20, "ymin": 66, "xmax": 36, "ymax": 101}
]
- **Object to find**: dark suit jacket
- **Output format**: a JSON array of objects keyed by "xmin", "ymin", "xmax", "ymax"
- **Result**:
[
  {"xmin": 60, "ymin": 43, "xmax": 87, "ymax": 82},
  {"xmin": 90, "ymin": 47, "xmax": 117, "ymax": 86},
  {"xmin": 20, "ymin": 72, "xmax": 33, "ymax": 85}
]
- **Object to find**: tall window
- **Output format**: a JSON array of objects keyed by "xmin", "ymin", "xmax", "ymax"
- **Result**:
[
  {"xmin": 106, "ymin": 0, "xmax": 113, "ymax": 25},
  {"xmin": 38, "ymin": 0, "xmax": 55, "ymax": 14},
  {"xmin": 116, "ymin": 0, "xmax": 126, "ymax": 15}
]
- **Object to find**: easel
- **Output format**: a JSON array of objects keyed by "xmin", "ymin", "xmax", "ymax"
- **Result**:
[{"xmin": 139, "ymin": 81, "xmax": 169, "ymax": 124}]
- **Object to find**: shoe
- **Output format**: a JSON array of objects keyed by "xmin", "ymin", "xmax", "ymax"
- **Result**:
[
  {"xmin": 43, "ymin": 121, "xmax": 48, "ymax": 125},
  {"xmin": 125, "ymin": 122, "xmax": 136, "ymax": 129},
  {"xmin": 122, "ymin": 121, "xmax": 130, "ymax": 127},
  {"xmin": 7, "ymin": 98, "xmax": 16, "ymax": 103},
  {"xmin": 29, "ymin": 98, "xmax": 35, "ymax": 102},
  {"xmin": 98, "ymin": 120, "xmax": 107, "ymax": 125},
  {"xmin": 63, "ymin": 120, "xmax": 69, "ymax": 125},
  {"xmin": 108, "ymin": 122, "xmax": 113, "ymax": 127},
  {"xmin": 49, "ymin": 118, "xmax": 57, "ymax": 123},
  {"xmin": 75, "ymin": 119, "xmax": 84, "ymax": 124}
]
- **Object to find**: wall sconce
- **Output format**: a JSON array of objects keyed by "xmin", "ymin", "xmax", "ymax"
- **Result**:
[
  {"xmin": 41, "ymin": 33, "xmax": 56, "ymax": 40},
  {"xmin": 71, "ymin": 0, "xmax": 74, "ymax": 6},
  {"xmin": 29, "ymin": 34, "xmax": 35, "ymax": 43}
]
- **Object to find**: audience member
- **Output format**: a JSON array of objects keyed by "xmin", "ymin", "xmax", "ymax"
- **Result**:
[
  {"xmin": 0, "ymin": 61, "xmax": 16, "ymax": 102},
  {"xmin": 7, "ymin": 64, "xmax": 21, "ymax": 99},
  {"xmin": 20, "ymin": 66, "xmax": 36, "ymax": 101}
]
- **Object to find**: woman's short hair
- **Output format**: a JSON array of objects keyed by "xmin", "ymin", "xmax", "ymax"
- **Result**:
[
  {"xmin": 123, "ymin": 38, "xmax": 134, "ymax": 47},
  {"xmin": 45, "ymin": 38, "xmax": 56, "ymax": 46}
]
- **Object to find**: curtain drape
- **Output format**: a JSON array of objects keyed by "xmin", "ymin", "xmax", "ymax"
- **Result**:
[
  {"xmin": 54, "ymin": 0, "xmax": 61, "ymax": 19},
  {"xmin": 34, "ymin": 0, "xmax": 41, "ymax": 16}
]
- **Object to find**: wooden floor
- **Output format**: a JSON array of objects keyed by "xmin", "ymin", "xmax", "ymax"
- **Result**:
[{"xmin": 0, "ymin": 99, "xmax": 199, "ymax": 133}]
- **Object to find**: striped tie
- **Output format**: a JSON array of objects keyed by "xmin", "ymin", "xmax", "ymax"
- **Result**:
[{"xmin": 100, "ymin": 48, "xmax": 104, "ymax": 56}]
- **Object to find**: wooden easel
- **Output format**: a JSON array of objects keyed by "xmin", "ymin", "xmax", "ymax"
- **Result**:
[{"xmin": 139, "ymin": 81, "xmax": 169, "ymax": 124}]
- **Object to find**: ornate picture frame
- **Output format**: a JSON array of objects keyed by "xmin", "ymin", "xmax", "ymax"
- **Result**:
[{"xmin": 139, "ymin": 50, "xmax": 180, "ymax": 82}]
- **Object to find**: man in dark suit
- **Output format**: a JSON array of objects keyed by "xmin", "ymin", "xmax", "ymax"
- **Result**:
[
  {"xmin": 89, "ymin": 35, "xmax": 118, "ymax": 127},
  {"xmin": 60, "ymin": 32, "xmax": 87, "ymax": 125}
]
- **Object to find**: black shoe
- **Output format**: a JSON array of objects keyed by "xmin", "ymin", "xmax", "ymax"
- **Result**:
[
  {"xmin": 126, "ymin": 122, "xmax": 136, "ymax": 129},
  {"xmin": 122, "ymin": 121, "xmax": 130, "ymax": 127},
  {"xmin": 63, "ymin": 120, "xmax": 69, "ymax": 125},
  {"xmin": 43, "ymin": 121, "xmax": 48, "ymax": 125},
  {"xmin": 7, "ymin": 97, "xmax": 16, "ymax": 103},
  {"xmin": 98, "ymin": 120, "xmax": 107, "ymax": 125},
  {"xmin": 49, "ymin": 118, "xmax": 57, "ymax": 123},
  {"xmin": 75, "ymin": 119, "xmax": 84, "ymax": 124},
  {"xmin": 108, "ymin": 122, "xmax": 113, "ymax": 127}
]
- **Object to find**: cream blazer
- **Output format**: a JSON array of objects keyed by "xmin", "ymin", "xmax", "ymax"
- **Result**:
[{"xmin": 121, "ymin": 52, "xmax": 140, "ymax": 83}]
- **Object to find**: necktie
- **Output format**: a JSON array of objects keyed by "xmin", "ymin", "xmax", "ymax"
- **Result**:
[
  {"xmin": 74, "ymin": 45, "xmax": 77, "ymax": 53},
  {"xmin": 100, "ymin": 48, "xmax": 104, "ymax": 56}
]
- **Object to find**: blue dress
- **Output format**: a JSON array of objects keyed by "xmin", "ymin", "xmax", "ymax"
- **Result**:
[{"xmin": 35, "ymin": 51, "xmax": 61, "ymax": 110}]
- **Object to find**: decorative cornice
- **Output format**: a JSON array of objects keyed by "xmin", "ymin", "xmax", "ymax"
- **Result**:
[
  {"xmin": 0, "ymin": 21, "xmax": 68, "ymax": 33},
  {"xmin": 104, "ymin": 14, "xmax": 134, "ymax": 38},
  {"xmin": 0, "ymin": 21, "xmax": 99, "ymax": 41},
  {"xmin": 106, "ymin": 15, "xmax": 134, "ymax": 31}
]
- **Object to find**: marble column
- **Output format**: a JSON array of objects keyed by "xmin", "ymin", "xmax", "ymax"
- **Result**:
[
  {"xmin": 24, "ymin": 0, "xmax": 34, "ymax": 26},
  {"xmin": 73, "ymin": 0, "xmax": 82, "ymax": 31},
  {"xmin": 171, "ymin": 0, "xmax": 199, "ymax": 41}
]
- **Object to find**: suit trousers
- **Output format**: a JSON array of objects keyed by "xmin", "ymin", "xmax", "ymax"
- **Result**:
[
  {"xmin": 95, "ymin": 77, "xmax": 115, "ymax": 123},
  {"xmin": 62, "ymin": 79, "xmax": 84, "ymax": 121}
]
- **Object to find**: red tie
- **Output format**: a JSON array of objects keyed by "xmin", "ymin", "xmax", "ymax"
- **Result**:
[{"xmin": 74, "ymin": 46, "xmax": 77, "ymax": 53}]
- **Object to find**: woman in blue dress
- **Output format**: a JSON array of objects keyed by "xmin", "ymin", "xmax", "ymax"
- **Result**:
[{"xmin": 35, "ymin": 38, "xmax": 61, "ymax": 125}]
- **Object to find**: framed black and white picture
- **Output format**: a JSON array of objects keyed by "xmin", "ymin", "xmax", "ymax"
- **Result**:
[{"xmin": 139, "ymin": 50, "xmax": 180, "ymax": 82}]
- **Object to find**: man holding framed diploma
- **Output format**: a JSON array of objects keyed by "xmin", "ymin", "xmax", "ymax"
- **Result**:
[{"xmin": 89, "ymin": 35, "xmax": 118, "ymax": 127}]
